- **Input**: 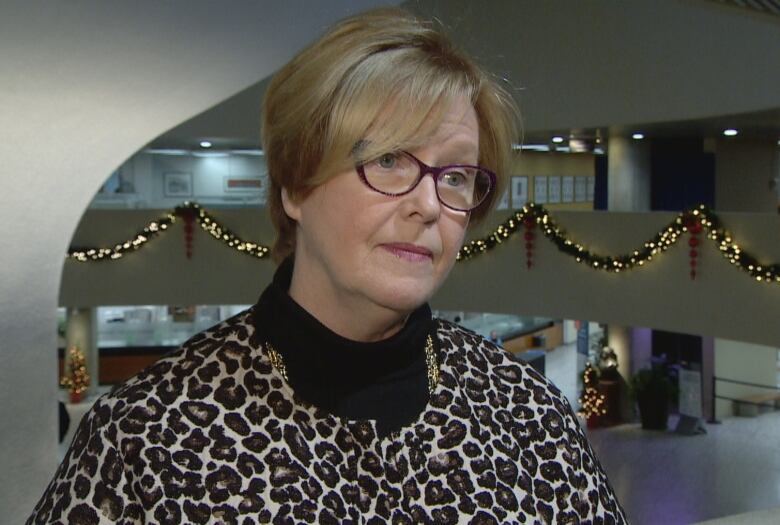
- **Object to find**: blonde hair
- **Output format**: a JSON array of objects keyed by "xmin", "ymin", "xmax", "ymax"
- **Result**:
[{"xmin": 262, "ymin": 7, "xmax": 519, "ymax": 262}]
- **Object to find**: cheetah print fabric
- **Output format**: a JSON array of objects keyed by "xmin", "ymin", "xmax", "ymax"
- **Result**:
[{"xmin": 29, "ymin": 309, "xmax": 627, "ymax": 524}]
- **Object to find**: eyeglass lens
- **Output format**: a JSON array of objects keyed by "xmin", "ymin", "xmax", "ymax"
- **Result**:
[{"xmin": 362, "ymin": 152, "xmax": 492, "ymax": 210}]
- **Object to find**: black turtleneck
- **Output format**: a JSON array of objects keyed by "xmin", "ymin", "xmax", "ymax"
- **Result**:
[{"xmin": 251, "ymin": 257, "xmax": 434, "ymax": 438}]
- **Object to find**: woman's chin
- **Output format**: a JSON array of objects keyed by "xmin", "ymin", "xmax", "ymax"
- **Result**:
[{"xmin": 357, "ymin": 279, "xmax": 429, "ymax": 312}]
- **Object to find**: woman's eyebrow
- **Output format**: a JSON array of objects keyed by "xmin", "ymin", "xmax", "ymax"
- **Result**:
[{"xmin": 438, "ymin": 143, "xmax": 479, "ymax": 164}]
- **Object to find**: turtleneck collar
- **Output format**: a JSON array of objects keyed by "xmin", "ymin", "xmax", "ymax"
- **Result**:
[{"xmin": 251, "ymin": 256, "xmax": 434, "ymax": 416}]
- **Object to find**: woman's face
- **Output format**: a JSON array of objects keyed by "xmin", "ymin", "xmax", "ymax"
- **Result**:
[{"xmin": 283, "ymin": 95, "xmax": 478, "ymax": 319}]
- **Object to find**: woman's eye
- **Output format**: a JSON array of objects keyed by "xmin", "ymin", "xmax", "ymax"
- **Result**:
[
  {"xmin": 442, "ymin": 171, "xmax": 467, "ymax": 187},
  {"xmin": 377, "ymin": 153, "xmax": 397, "ymax": 169}
]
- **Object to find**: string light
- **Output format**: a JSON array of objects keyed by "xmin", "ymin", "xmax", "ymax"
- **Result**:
[
  {"xmin": 60, "ymin": 346, "xmax": 90, "ymax": 399},
  {"xmin": 67, "ymin": 202, "xmax": 270, "ymax": 262},
  {"xmin": 67, "ymin": 202, "xmax": 780, "ymax": 286},
  {"xmin": 578, "ymin": 362, "xmax": 607, "ymax": 419},
  {"xmin": 457, "ymin": 202, "xmax": 780, "ymax": 286}
]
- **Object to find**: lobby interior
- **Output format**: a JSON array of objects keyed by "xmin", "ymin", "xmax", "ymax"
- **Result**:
[{"xmin": 3, "ymin": 1, "xmax": 780, "ymax": 524}]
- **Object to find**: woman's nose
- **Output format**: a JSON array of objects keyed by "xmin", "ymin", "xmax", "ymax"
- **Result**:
[{"xmin": 404, "ymin": 173, "xmax": 441, "ymax": 222}]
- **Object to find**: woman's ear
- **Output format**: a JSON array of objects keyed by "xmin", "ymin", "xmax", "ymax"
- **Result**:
[{"xmin": 280, "ymin": 187, "xmax": 302, "ymax": 222}]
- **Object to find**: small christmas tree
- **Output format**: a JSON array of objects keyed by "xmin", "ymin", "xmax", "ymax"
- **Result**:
[
  {"xmin": 61, "ymin": 346, "xmax": 90, "ymax": 402},
  {"xmin": 578, "ymin": 362, "xmax": 607, "ymax": 425}
]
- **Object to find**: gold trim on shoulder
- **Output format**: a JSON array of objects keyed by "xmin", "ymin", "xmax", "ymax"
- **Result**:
[
  {"xmin": 265, "ymin": 342, "xmax": 289, "ymax": 382},
  {"xmin": 265, "ymin": 334, "xmax": 439, "ymax": 396},
  {"xmin": 425, "ymin": 334, "xmax": 439, "ymax": 395}
]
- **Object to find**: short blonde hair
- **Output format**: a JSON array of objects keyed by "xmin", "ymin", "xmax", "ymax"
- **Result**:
[{"xmin": 262, "ymin": 7, "xmax": 519, "ymax": 262}]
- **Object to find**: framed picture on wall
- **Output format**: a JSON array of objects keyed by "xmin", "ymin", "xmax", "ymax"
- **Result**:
[
  {"xmin": 587, "ymin": 176, "xmax": 596, "ymax": 201},
  {"xmin": 548, "ymin": 176, "xmax": 561, "ymax": 203},
  {"xmin": 168, "ymin": 306, "xmax": 195, "ymax": 323},
  {"xmin": 534, "ymin": 176, "xmax": 548, "ymax": 204},
  {"xmin": 164, "ymin": 172, "xmax": 192, "ymax": 198},
  {"xmin": 510, "ymin": 176, "xmax": 528, "ymax": 209},
  {"xmin": 496, "ymin": 187, "xmax": 510, "ymax": 210},
  {"xmin": 224, "ymin": 176, "xmax": 264, "ymax": 193},
  {"xmin": 562, "ymin": 176, "xmax": 574, "ymax": 203},
  {"xmin": 575, "ymin": 176, "xmax": 587, "ymax": 202}
]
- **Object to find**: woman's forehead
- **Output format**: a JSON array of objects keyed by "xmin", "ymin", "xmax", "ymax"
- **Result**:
[{"xmin": 361, "ymin": 94, "xmax": 477, "ymax": 151}]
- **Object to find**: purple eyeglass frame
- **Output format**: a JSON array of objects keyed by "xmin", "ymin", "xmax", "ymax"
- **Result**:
[{"xmin": 355, "ymin": 150, "xmax": 496, "ymax": 212}]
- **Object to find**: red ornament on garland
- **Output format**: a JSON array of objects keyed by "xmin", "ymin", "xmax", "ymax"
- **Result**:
[
  {"xmin": 523, "ymin": 217, "xmax": 536, "ymax": 269},
  {"xmin": 686, "ymin": 216, "xmax": 703, "ymax": 280},
  {"xmin": 179, "ymin": 207, "xmax": 196, "ymax": 260}
]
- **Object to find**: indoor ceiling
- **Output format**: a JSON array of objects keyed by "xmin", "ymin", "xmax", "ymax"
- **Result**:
[{"xmin": 147, "ymin": 0, "xmax": 780, "ymax": 154}]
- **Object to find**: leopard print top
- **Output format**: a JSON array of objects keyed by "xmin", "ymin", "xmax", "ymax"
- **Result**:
[{"xmin": 29, "ymin": 310, "xmax": 627, "ymax": 524}]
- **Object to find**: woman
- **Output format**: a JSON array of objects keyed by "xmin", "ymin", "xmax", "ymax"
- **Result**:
[{"xmin": 30, "ymin": 8, "xmax": 626, "ymax": 524}]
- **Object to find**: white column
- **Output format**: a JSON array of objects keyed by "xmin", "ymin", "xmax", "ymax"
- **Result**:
[
  {"xmin": 607, "ymin": 326, "xmax": 632, "ymax": 385},
  {"xmin": 64, "ymin": 307, "xmax": 98, "ymax": 398},
  {"xmin": 604, "ymin": 137, "xmax": 652, "ymax": 417},
  {"xmin": 607, "ymin": 325, "xmax": 634, "ymax": 420}
]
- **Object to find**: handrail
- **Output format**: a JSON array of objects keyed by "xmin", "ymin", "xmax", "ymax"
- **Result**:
[
  {"xmin": 713, "ymin": 376, "xmax": 780, "ymax": 391},
  {"xmin": 714, "ymin": 395, "xmax": 780, "ymax": 407},
  {"xmin": 709, "ymin": 375, "xmax": 780, "ymax": 423}
]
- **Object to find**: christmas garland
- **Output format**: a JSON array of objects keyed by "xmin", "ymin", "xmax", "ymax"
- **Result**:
[
  {"xmin": 458, "ymin": 202, "xmax": 780, "ymax": 284},
  {"xmin": 67, "ymin": 201, "xmax": 780, "ymax": 285},
  {"xmin": 68, "ymin": 202, "xmax": 270, "ymax": 262}
]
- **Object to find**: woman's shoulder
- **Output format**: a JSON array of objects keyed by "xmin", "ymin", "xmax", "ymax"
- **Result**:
[
  {"xmin": 99, "ymin": 307, "xmax": 266, "ymax": 420},
  {"xmin": 435, "ymin": 318, "xmax": 569, "ymax": 407}
]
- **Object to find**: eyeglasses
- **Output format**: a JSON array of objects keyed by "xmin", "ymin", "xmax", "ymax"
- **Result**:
[{"xmin": 356, "ymin": 150, "xmax": 496, "ymax": 212}]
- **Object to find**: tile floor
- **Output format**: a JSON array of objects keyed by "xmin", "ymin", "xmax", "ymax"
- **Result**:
[{"xmin": 587, "ymin": 412, "xmax": 780, "ymax": 524}]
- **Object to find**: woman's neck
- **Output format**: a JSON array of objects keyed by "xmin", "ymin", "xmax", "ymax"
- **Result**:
[{"xmin": 287, "ymin": 258, "xmax": 409, "ymax": 343}]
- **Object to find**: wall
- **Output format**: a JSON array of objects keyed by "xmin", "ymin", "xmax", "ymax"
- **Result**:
[
  {"xmin": 92, "ymin": 152, "xmax": 268, "ymax": 209},
  {"xmin": 715, "ymin": 138, "xmax": 780, "ymax": 213},
  {"xmin": 61, "ymin": 209, "xmax": 780, "ymax": 347},
  {"xmin": 407, "ymin": 0, "xmax": 780, "ymax": 132},
  {"xmin": 513, "ymin": 151, "xmax": 595, "ymax": 212},
  {"xmin": 0, "ymin": 1, "xmax": 386, "ymax": 521},
  {"xmin": 714, "ymin": 339, "xmax": 779, "ymax": 418},
  {"xmin": 630, "ymin": 327, "xmax": 653, "ymax": 376},
  {"xmin": 450, "ymin": 209, "xmax": 780, "ymax": 347}
]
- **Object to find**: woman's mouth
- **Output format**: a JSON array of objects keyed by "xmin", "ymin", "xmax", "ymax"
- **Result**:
[{"xmin": 380, "ymin": 243, "xmax": 434, "ymax": 263}]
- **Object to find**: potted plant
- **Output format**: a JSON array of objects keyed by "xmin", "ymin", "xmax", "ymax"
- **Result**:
[{"xmin": 630, "ymin": 364, "xmax": 673, "ymax": 430}]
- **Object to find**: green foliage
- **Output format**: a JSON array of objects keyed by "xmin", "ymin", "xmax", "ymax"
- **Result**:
[{"xmin": 629, "ymin": 367, "xmax": 673, "ymax": 402}]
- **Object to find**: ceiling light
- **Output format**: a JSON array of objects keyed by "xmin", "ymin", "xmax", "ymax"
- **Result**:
[
  {"xmin": 723, "ymin": 129, "xmax": 738, "ymax": 137},
  {"xmin": 145, "ymin": 148, "xmax": 189, "ymax": 156},
  {"xmin": 552, "ymin": 136, "xmax": 565, "ymax": 144},
  {"xmin": 192, "ymin": 151, "xmax": 229, "ymax": 158},
  {"xmin": 517, "ymin": 144, "xmax": 550, "ymax": 152},
  {"xmin": 199, "ymin": 140, "xmax": 213, "ymax": 148},
  {"xmin": 569, "ymin": 139, "xmax": 589, "ymax": 153},
  {"xmin": 632, "ymin": 133, "xmax": 644, "ymax": 140},
  {"xmin": 231, "ymin": 149, "xmax": 265, "ymax": 156}
]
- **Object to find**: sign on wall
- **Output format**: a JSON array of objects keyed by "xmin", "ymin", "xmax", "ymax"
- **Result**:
[{"xmin": 511, "ymin": 176, "xmax": 528, "ymax": 209}]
